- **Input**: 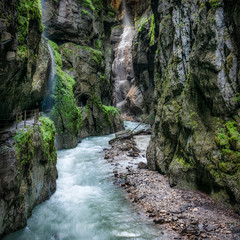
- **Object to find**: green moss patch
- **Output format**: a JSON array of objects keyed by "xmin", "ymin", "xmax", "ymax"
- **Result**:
[
  {"xmin": 216, "ymin": 120, "xmax": 240, "ymax": 153},
  {"xmin": 50, "ymin": 40, "xmax": 82, "ymax": 141},
  {"xmin": 213, "ymin": 119, "xmax": 240, "ymax": 178},
  {"xmin": 17, "ymin": 0, "xmax": 43, "ymax": 58},
  {"xmin": 77, "ymin": 45, "xmax": 103, "ymax": 65},
  {"xmin": 49, "ymin": 41, "xmax": 63, "ymax": 68},
  {"xmin": 80, "ymin": 0, "xmax": 95, "ymax": 11},
  {"xmin": 14, "ymin": 127, "xmax": 34, "ymax": 166},
  {"xmin": 14, "ymin": 117, "xmax": 57, "ymax": 167},
  {"xmin": 137, "ymin": 17, "xmax": 148, "ymax": 33},
  {"xmin": 149, "ymin": 15, "xmax": 155, "ymax": 47},
  {"xmin": 102, "ymin": 105, "xmax": 120, "ymax": 118},
  {"xmin": 136, "ymin": 14, "xmax": 156, "ymax": 47},
  {"xmin": 39, "ymin": 117, "xmax": 57, "ymax": 165},
  {"xmin": 87, "ymin": 96, "xmax": 121, "ymax": 133},
  {"xmin": 52, "ymin": 67, "xmax": 82, "ymax": 137},
  {"xmin": 175, "ymin": 156, "xmax": 194, "ymax": 171}
]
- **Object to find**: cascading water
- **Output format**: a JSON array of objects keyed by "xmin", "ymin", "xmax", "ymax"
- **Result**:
[
  {"xmin": 3, "ymin": 122, "xmax": 170, "ymax": 240},
  {"xmin": 41, "ymin": 0, "xmax": 56, "ymax": 113},
  {"xmin": 3, "ymin": 1, "xmax": 171, "ymax": 239},
  {"xmin": 42, "ymin": 42, "xmax": 56, "ymax": 112},
  {"xmin": 112, "ymin": 0, "xmax": 135, "ymax": 111}
]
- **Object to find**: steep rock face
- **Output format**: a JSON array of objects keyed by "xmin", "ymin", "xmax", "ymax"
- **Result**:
[
  {"xmin": 0, "ymin": 117, "xmax": 57, "ymax": 237},
  {"xmin": 42, "ymin": 0, "xmax": 112, "ymax": 46},
  {"xmin": 42, "ymin": 0, "xmax": 123, "ymax": 148},
  {"xmin": 111, "ymin": 0, "xmax": 156, "ymax": 122},
  {"xmin": 128, "ymin": 0, "xmax": 149, "ymax": 19},
  {"xmin": 147, "ymin": 0, "xmax": 240, "ymax": 210},
  {"xmin": 0, "ymin": 0, "xmax": 50, "ymax": 119},
  {"xmin": 111, "ymin": 24, "xmax": 141, "ymax": 119},
  {"xmin": 59, "ymin": 42, "xmax": 123, "ymax": 139},
  {"xmin": 110, "ymin": 0, "xmax": 150, "ymax": 121},
  {"xmin": 132, "ymin": 8, "xmax": 156, "ymax": 121},
  {"xmin": 111, "ymin": 0, "xmax": 148, "ymax": 19}
]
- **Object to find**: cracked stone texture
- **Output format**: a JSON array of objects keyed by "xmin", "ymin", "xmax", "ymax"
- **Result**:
[{"xmin": 146, "ymin": 0, "xmax": 240, "ymax": 211}]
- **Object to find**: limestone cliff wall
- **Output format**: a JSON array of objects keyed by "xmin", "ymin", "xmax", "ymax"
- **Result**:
[
  {"xmin": 0, "ymin": 0, "xmax": 123, "ymax": 149},
  {"xmin": 144, "ymin": 0, "xmax": 240, "ymax": 210},
  {"xmin": 42, "ymin": 0, "xmax": 124, "ymax": 148},
  {"xmin": 132, "ymin": 7, "xmax": 156, "ymax": 121},
  {"xmin": 0, "ymin": 117, "xmax": 57, "ymax": 237},
  {"xmin": 0, "ymin": 0, "xmax": 50, "ymax": 118}
]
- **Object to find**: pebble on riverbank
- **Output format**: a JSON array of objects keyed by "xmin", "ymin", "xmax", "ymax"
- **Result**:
[{"xmin": 104, "ymin": 134, "xmax": 240, "ymax": 240}]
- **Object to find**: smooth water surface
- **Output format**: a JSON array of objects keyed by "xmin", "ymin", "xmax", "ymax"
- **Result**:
[{"xmin": 4, "ymin": 122, "xmax": 169, "ymax": 240}]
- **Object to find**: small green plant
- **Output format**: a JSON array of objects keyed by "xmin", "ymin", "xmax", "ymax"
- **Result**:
[
  {"xmin": 17, "ymin": 0, "xmax": 43, "ymax": 59},
  {"xmin": 235, "ymin": 93, "xmax": 240, "ymax": 103},
  {"xmin": 50, "ymin": 40, "xmax": 82, "ymax": 140},
  {"xmin": 209, "ymin": 0, "xmax": 220, "ymax": 8},
  {"xmin": 14, "ymin": 127, "xmax": 34, "ymax": 166},
  {"xmin": 149, "ymin": 15, "xmax": 155, "ymax": 47},
  {"xmin": 81, "ymin": 9, "xmax": 91, "ymax": 17},
  {"xmin": 39, "ymin": 117, "xmax": 57, "ymax": 165},
  {"xmin": 137, "ymin": 17, "xmax": 148, "ymax": 33}
]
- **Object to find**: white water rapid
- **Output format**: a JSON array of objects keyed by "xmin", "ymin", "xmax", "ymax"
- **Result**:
[{"xmin": 4, "ymin": 122, "xmax": 170, "ymax": 240}]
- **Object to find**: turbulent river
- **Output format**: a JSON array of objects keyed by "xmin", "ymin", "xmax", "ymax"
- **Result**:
[{"xmin": 4, "ymin": 122, "xmax": 169, "ymax": 240}]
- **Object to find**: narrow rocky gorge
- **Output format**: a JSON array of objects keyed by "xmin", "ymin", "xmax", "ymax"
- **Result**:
[
  {"xmin": 105, "ymin": 130, "xmax": 240, "ymax": 239},
  {"xmin": 0, "ymin": 118, "xmax": 57, "ymax": 236},
  {"xmin": 146, "ymin": 0, "xmax": 240, "ymax": 212},
  {"xmin": 0, "ymin": 0, "xmax": 240, "ymax": 238}
]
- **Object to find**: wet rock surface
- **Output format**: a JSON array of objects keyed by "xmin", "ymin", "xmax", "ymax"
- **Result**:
[
  {"xmin": 0, "ymin": 0, "xmax": 47, "ymax": 118},
  {"xmin": 0, "ymin": 120, "xmax": 57, "ymax": 237},
  {"xmin": 41, "ymin": 0, "xmax": 124, "ymax": 148},
  {"xmin": 145, "ymin": 0, "xmax": 240, "ymax": 210},
  {"xmin": 105, "ymin": 134, "xmax": 240, "ymax": 240}
]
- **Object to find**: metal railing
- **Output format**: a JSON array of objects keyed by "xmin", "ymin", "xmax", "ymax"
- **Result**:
[{"xmin": 0, "ymin": 109, "xmax": 40, "ymax": 131}]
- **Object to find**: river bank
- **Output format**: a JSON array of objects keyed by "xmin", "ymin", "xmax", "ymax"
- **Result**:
[
  {"xmin": 3, "ymin": 122, "xmax": 171, "ymax": 240},
  {"xmin": 105, "ymin": 129, "xmax": 240, "ymax": 240}
]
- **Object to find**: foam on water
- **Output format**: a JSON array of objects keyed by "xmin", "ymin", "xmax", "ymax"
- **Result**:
[{"xmin": 4, "ymin": 123, "xmax": 170, "ymax": 240}]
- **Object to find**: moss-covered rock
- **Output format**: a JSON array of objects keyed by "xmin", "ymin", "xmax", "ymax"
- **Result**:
[
  {"xmin": 0, "ymin": 118, "xmax": 57, "ymax": 237},
  {"xmin": 59, "ymin": 41, "xmax": 124, "ymax": 139},
  {"xmin": 146, "ymin": 0, "xmax": 240, "ymax": 211},
  {"xmin": 132, "ymin": 8, "xmax": 156, "ymax": 120},
  {"xmin": 39, "ymin": 0, "xmax": 124, "ymax": 144},
  {"xmin": 49, "ymin": 41, "xmax": 82, "ymax": 149},
  {"xmin": 0, "ymin": 0, "xmax": 46, "ymax": 120},
  {"xmin": 41, "ymin": 0, "xmax": 115, "ymax": 45}
]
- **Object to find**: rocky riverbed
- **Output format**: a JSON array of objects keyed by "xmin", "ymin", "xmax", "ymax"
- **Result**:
[{"xmin": 104, "ymin": 132, "xmax": 240, "ymax": 240}]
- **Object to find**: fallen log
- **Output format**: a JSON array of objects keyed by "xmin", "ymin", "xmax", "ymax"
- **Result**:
[{"xmin": 109, "ymin": 128, "xmax": 151, "ymax": 144}]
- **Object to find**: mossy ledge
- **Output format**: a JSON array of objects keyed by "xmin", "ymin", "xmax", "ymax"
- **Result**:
[
  {"xmin": 14, "ymin": 117, "xmax": 57, "ymax": 168},
  {"xmin": 49, "ymin": 40, "xmax": 82, "ymax": 150},
  {"xmin": 0, "ymin": 117, "xmax": 57, "ymax": 237}
]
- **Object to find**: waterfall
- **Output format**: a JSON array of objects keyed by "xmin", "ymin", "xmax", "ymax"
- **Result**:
[
  {"xmin": 122, "ymin": 0, "xmax": 133, "ymax": 26},
  {"xmin": 42, "ymin": 42, "xmax": 56, "ymax": 112},
  {"xmin": 112, "ymin": 0, "xmax": 135, "ymax": 112},
  {"xmin": 41, "ymin": 0, "xmax": 56, "ymax": 113}
]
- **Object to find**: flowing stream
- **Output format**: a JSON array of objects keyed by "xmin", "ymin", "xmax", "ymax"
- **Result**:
[{"xmin": 4, "ymin": 122, "xmax": 170, "ymax": 240}]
